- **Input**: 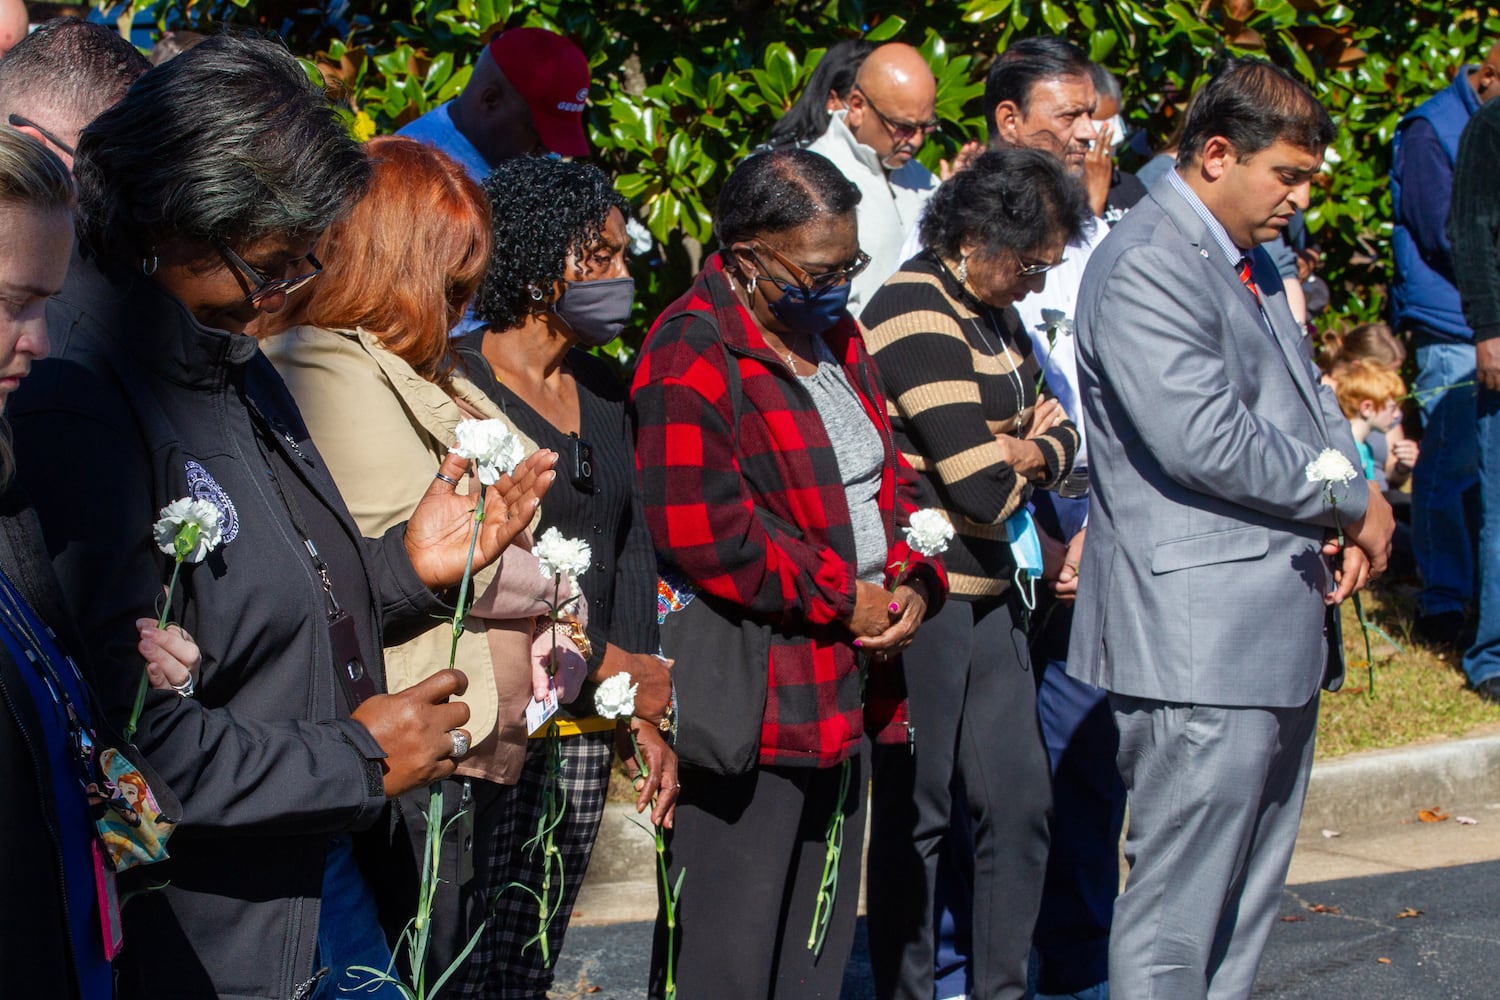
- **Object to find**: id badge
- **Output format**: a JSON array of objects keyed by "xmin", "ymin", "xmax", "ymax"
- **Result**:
[
  {"xmin": 525, "ymin": 679, "xmax": 559, "ymax": 735},
  {"xmin": 329, "ymin": 609, "xmax": 378, "ymax": 707},
  {"xmin": 92, "ymin": 839, "xmax": 123, "ymax": 960}
]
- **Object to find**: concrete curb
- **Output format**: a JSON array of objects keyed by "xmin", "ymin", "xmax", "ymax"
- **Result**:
[
  {"xmin": 1297, "ymin": 732, "xmax": 1500, "ymax": 834},
  {"xmin": 573, "ymin": 733, "xmax": 1500, "ymax": 925}
]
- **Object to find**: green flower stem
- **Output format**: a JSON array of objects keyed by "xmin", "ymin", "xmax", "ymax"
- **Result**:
[
  {"xmin": 520, "ymin": 720, "xmax": 566, "ymax": 966},
  {"xmin": 340, "ymin": 489, "xmax": 489, "ymax": 998},
  {"xmin": 657, "ymin": 817, "xmax": 683, "ymax": 1000},
  {"xmin": 807, "ymin": 757, "xmax": 852, "ymax": 954},
  {"xmin": 1330, "ymin": 513, "xmax": 1403, "ymax": 697},
  {"xmin": 449, "ymin": 490, "xmax": 487, "ymax": 665},
  {"xmin": 1403, "ymin": 379, "xmax": 1476, "ymax": 402},
  {"xmin": 125, "ymin": 556, "xmax": 185, "ymax": 742}
]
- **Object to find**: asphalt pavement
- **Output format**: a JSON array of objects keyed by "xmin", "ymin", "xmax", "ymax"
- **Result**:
[
  {"xmin": 552, "ymin": 857, "xmax": 1500, "ymax": 1000},
  {"xmin": 545, "ymin": 732, "xmax": 1500, "ymax": 999}
]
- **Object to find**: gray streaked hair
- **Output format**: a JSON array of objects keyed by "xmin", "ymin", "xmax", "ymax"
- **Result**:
[
  {"xmin": 1088, "ymin": 62, "xmax": 1123, "ymax": 107},
  {"xmin": 73, "ymin": 34, "xmax": 370, "ymax": 264},
  {"xmin": 0, "ymin": 18, "xmax": 148, "ymax": 131}
]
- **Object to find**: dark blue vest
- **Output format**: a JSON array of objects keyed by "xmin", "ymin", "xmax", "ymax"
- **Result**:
[{"xmin": 1391, "ymin": 69, "xmax": 1480, "ymax": 339}]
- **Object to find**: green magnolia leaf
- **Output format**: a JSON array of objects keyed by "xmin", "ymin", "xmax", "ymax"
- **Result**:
[{"xmin": 866, "ymin": 15, "xmax": 907, "ymax": 42}]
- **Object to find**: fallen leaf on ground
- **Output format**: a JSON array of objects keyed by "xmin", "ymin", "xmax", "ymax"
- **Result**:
[
  {"xmin": 1378, "ymin": 957, "xmax": 1392, "ymax": 965},
  {"xmin": 1396, "ymin": 908, "xmax": 1424, "ymax": 919},
  {"xmin": 1457, "ymin": 816, "xmax": 1479, "ymax": 825},
  {"xmin": 586, "ymin": 988, "xmax": 602, "ymax": 995},
  {"xmin": 1280, "ymin": 915, "xmax": 1306, "ymax": 922},
  {"xmin": 1308, "ymin": 903, "xmax": 1342, "ymax": 914},
  {"xmin": 1321, "ymin": 828, "xmax": 1341, "ymax": 838},
  {"xmin": 1418, "ymin": 807, "xmax": 1450, "ymax": 823}
]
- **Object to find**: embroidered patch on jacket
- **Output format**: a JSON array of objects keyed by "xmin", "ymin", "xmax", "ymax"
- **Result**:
[{"xmin": 184, "ymin": 460, "xmax": 240, "ymax": 545}]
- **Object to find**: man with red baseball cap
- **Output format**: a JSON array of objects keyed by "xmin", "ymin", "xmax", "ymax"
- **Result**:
[{"xmin": 399, "ymin": 25, "xmax": 590, "ymax": 182}]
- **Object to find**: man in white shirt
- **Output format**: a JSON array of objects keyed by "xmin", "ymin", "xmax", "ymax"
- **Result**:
[
  {"xmin": 984, "ymin": 37, "xmax": 1114, "ymax": 1000},
  {"xmin": 806, "ymin": 42, "xmax": 939, "ymax": 318}
]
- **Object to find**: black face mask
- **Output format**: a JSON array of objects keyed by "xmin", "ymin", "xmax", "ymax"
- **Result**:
[{"xmin": 553, "ymin": 276, "xmax": 636, "ymax": 346}]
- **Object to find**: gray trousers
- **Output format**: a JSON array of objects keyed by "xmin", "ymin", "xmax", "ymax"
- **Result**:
[{"xmin": 1108, "ymin": 693, "xmax": 1319, "ymax": 1000}]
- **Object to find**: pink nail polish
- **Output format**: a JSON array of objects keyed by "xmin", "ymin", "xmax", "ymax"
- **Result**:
[
  {"xmin": 853, "ymin": 639, "xmax": 863, "ymax": 647},
  {"xmin": 889, "ymin": 602, "xmax": 901, "ymax": 613}
]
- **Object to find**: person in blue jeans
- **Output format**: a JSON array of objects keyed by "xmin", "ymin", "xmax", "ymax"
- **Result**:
[
  {"xmin": 1448, "ymin": 80, "xmax": 1500, "ymax": 701},
  {"xmin": 1390, "ymin": 42, "xmax": 1500, "ymax": 649}
]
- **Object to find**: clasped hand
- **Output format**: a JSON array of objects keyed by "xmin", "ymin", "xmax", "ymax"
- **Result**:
[{"xmin": 847, "ymin": 580, "xmax": 928, "ymax": 657}]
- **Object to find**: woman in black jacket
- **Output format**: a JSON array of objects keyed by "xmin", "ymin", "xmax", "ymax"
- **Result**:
[
  {"xmin": 10, "ymin": 38, "xmax": 555, "ymax": 1000},
  {"xmin": 0, "ymin": 129, "xmax": 199, "ymax": 999}
]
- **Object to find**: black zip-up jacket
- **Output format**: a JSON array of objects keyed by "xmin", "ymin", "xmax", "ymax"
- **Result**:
[{"xmin": 10, "ymin": 251, "xmax": 448, "ymax": 999}]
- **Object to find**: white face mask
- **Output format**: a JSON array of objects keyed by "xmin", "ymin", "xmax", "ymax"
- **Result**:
[{"xmin": 1092, "ymin": 113, "xmax": 1126, "ymax": 154}]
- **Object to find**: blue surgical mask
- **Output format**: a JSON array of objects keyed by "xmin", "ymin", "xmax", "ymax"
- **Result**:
[
  {"xmin": 1005, "ymin": 507, "xmax": 1043, "ymax": 609},
  {"xmin": 767, "ymin": 282, "xmax": 852, "ymax": 337}
]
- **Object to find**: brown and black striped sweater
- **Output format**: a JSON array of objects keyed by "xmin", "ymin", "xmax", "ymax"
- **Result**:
[{"xmin": 862, "ymin": 251, "xmax": 1078, "ymax": 600}]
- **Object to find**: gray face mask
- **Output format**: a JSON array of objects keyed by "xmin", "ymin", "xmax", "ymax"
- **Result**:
[{"xmin": 553, "ymin": 276, "xmax": 636, "ymax": 346}]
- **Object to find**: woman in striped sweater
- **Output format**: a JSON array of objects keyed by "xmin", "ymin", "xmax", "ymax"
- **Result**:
[{"xmin": 861, "ymin": 148, "xmax": 1091, "ymax": 1000}]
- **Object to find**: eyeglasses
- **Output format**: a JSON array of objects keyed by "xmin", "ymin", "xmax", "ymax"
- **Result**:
[
  {"xmin": 213, "ymin": 239, "xmax": 323, "ymax": 309},
  {"xmin": 7, "ymin": 114, "xmax": 74, "ymax": 158},
  {"xmin": 1016, "ymin": 256, "xmax": 1067, "ymax": 278},
  {"xmin": 851, "ymin": 87, "xmax": 940, "ymax": 142},
  {"xmin": 743, "ymin": 242, "xmax": 871, "ymax": 299}
]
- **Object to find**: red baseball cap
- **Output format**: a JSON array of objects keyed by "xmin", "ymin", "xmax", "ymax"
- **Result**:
[{"xmin": 488, "ymin": 28, "xmax": 591, "ymax": 158}]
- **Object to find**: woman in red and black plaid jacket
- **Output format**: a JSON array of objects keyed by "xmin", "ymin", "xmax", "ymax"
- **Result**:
[{"xmin": 632, "ymin": 150, "xmax": 947, "ymax": 997}]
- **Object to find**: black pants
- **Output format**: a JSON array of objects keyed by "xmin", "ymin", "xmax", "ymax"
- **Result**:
[
  {"xmin": 866, "ymin": 593, "xmax": 1052, "ymax": 1000},
  {"xmin": 650, "ymin": 753, "xmax": 866, "ymax": 999}
]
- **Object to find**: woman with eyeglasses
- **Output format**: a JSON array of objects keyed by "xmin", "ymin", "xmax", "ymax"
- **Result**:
[
  {"xmin": 8, "ymin": 39, "xmax": 555, "ymax": 1000},
  {"xmin": 260, "ymin": 136, "xmax": 626, "ymax": 986},
  {"xmin": 451, "ymin": 154, "xmax": 675, "ymax": 1000},
  {"xmin": 632, "ymin": 148, "xmax": 947, "ymax": 996},
  {"xmin": 858, "ymin": 148, "xmax": 1089, "ymax": 1000}
]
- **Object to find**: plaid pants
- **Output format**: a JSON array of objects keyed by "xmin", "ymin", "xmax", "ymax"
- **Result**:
[{"xmin": 453, "ymin": 730, "xmax": 613, "ymax": 1000}]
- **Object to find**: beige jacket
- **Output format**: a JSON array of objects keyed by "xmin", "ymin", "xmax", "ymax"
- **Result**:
[{"xmin": 262, "ymin": 325, "xmax": 586, "ymax": 784}]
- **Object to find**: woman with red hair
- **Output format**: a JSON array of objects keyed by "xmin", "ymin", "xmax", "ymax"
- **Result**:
[{"xmin": 260, "ymin": 135, "xmax": 621, "ymax": 987}]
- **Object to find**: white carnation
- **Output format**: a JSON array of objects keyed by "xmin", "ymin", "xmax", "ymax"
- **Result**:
[
  {"xmin": 535, "ymin": 527, "xmax": 592, "ymax": 583},
  {"xmin": 1304, "ymin": 449, "xmax": 1357, "ymax": 487},
  {"xmin": 450, "ymin": 418, "xmax": 526, "ymax": 486},
  {"xmin": 905, "ymin": 508, "xmax": 955, "ymax": 557},
  {"xmin": 153, "ymin": 498, "xmax": 224, "ymax": 563},
  {"xmin": 593, "ymin": 671, "xmax": 638, "ymax": 720}
]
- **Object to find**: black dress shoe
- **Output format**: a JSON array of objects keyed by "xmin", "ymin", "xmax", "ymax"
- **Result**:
[
  {"xmin": 1474, "ymin": 676, "xmax": 1500, "ymax": 705},
  {"xmin": 1415, "ymin": 611, "xmax": 1475, "ymax": 651}
]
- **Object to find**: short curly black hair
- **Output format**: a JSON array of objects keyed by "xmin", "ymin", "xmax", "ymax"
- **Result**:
[
  {"xmin": 919, "ymin": 148, "xmax": 1090, "ymax": 261},
  {"xmin": 474, "ymin": 157, "xmax": 629, "ymax": 331}
]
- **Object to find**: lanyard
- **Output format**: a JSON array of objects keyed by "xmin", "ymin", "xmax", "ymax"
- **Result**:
[
  {"xmin": 0, "ymin": 569, "xmax": 98, "ymax": 790},
  {"xmin": 244, "ymin": 398, "xmax": 379, "ymax": 708}
]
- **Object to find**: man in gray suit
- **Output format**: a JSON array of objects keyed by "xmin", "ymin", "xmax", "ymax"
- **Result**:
[{"xmin": 1070, "ymin": 59, "xmax": 1394, "ymax": 999}]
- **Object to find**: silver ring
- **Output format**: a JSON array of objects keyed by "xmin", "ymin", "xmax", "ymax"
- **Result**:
[
  {"xmin": 434, "ymin": 472, "xmax": 460, "ymax": 487},
  {"xmin": 448, "ymin": 729, "xmax": 470, "ymax": 758},
  {"xmin": 170, "ymin": 675, "xmax": 195, "ymax": 699}
]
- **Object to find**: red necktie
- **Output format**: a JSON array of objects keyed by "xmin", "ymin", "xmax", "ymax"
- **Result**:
[{"xmin": 1238, "ymin": 257, "xmax": 1261, "ymax": 304}]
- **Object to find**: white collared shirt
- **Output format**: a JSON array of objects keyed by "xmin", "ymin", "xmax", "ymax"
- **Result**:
[{"xmin": 806, "ymin": 111, "xmax": 938, "ymax": 319}]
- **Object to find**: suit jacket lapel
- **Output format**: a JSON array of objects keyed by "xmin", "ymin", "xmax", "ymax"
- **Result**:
[
  {"xmin": 1251, "ymin": 248, "xmax": 1330, "ymax": 440},
  {"xmin": 1151, "ymin": 184, "xmax": 1329, "ymax": 440}
]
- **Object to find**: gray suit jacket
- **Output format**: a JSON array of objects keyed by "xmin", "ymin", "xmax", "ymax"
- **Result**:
[{"xmin": 1067, "ymin": 177, "xmax": 1368, "ymax": 708}]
